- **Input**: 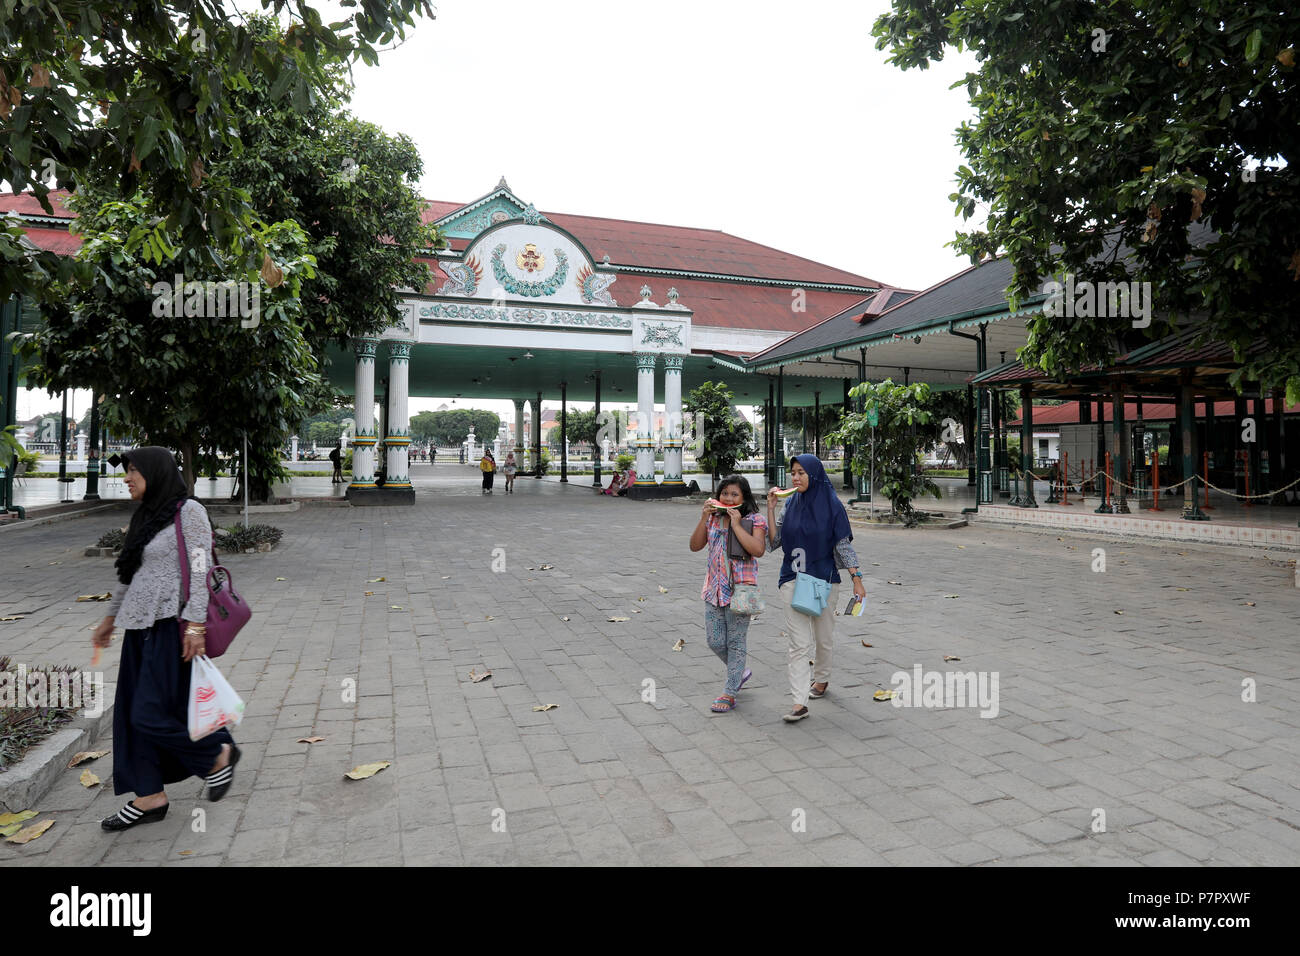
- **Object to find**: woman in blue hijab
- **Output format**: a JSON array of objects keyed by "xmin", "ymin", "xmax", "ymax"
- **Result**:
[{"xmin": 766, "ymin": 454, "xmax": 865, "ymax": 722}]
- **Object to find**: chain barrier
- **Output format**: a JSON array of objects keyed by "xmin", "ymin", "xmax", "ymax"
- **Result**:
[{"xmin": 1014, "ymin": 465, "xmax": 1300, "ymax": 500}]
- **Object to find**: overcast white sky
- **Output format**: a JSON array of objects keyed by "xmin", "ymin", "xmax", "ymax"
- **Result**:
[{"xmin": 20, "ymin": 0, "xmax": 982, "ymax": 424}]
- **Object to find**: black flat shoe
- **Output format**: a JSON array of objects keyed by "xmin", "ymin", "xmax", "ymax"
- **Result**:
[
  {"xmin": 101, "ymin": 801, "xmax": 168, "ymax": 831},
  {"xmin": 205, "ymin": 743, "xmax": 241, "ymax": 802}
]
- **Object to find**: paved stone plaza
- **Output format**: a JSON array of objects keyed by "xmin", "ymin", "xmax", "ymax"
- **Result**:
[{"xmin": 2, "ymin": 472, "xmax": 1298, "ymax": 866}]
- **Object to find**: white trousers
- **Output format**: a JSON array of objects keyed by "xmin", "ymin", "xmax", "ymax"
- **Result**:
[{"xmin": 780, "ymin": 579, "xmax": 841, "ymax": 708}]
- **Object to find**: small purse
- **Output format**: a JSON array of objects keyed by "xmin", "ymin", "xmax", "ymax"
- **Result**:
[
  {"xmin": 724, "ymin": 519, "xmax": 764, "ymax": 616},
  {"xmin": 175, "ymin": 504, "xmax": 251, "ymax": 658},
  {"xmin": 791, "ymin": 571, "xmax": 831, "ymax": 617}
]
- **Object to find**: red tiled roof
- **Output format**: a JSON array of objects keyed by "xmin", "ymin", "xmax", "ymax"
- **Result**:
[
  {"xmin": 608, "ymin": 273, "xmax": 874, "ymax": 333},
  {"xmin": 1007, "ymin": 399, "xmax": 1300, "ymax": 427},
  {"xmin": 19, "ymin": 225, "xmax": 81, "ymax": 255},
  {"xmin": 0, "ymin": 189, "xmax": 73, "ymax": 218},
  {"xmin": 423, "ymin": 199, "xmax": 885, "ymax": 286}
]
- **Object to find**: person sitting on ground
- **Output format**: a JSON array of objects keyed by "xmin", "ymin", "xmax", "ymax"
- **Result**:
[{"xmin": 603, "ymin": 470, "xmax": 624, "ymax": 496}]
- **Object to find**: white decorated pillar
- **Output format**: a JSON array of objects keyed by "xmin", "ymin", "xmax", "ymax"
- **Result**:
[
  {"xmin": 532, "ymin": 391, "xmax": 543, "ymax": 476},
  {"xmin": 662, "ymin": 354, "xmax": 684, "ymax": 485},
  {"xmin": 385, "ymin": 341, "xmax": 412, "ymax": 486},
  {"xmin": 76, "ymin": 431, "xmax": 88, "ymax": 462},
  {"xmin": 514, "ymin": 399, "xmax": 526, "ymax": 464},
  {"xmin": 350, "ymin": 336, "xmax": 379, "ymax": 487},
  {"xmin": 634, "ymin": 351, "xmax": 658, "ymax": 486},
  {"xmin": 290, "ymin": 435, "xmax": 299, "ymax": 462}
]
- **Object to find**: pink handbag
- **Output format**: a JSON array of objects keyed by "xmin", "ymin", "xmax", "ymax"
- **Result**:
[{"xmin": 174, "ymin": 506, "xmax": 251, "ymax": 657}]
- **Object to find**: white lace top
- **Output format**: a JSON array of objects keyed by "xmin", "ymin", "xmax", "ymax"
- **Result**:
[{"xmin": 107, "ymin": 499, "xmax": 214, "ymax": 629}]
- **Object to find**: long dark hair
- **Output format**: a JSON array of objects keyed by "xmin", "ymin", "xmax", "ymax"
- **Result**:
[
  {"xmin": 715, "ymin": 474, "xmax": 759, "ymax": 517},
  {"xmin": 114, "ymin": 446, "xmax": 193, "ymax": 585}
]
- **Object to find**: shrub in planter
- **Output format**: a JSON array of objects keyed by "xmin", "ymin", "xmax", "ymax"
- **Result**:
[
  {"xmin": 95, "ymin": 528, "xmax": 126, "ymax": 550},
  {"xmin": 615, "ymin": 452, "xmax": 635, "ymax": 472},
  {"xmin": 216, "ymin": 524, "xmax": 284, "ymax": 553},
  {"xmin": 0, "ymin": 656, "xmax": 85, "ymax": 771}
]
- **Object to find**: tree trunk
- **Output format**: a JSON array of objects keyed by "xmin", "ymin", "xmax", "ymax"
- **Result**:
[{"xmin": 178, "ymin": 438, "xmax": 197, "ymax": 497}]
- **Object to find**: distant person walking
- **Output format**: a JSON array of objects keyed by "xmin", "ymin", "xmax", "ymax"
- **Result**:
[
  {"xmin": 503, "ymin": 452, "xmax": 517, "ymax": 493},
  {"xmin": 459, "ymin": 446, "xmax": 465, "ymax": 464},
  {"xmin": 431, "ymin": 447, "xmax": 437, "ymax": 465},
  {"xmin": 766, "ymin": 454, "xmax": 865, "ymax": 723},
  {"xmin": 329, "ymin": 442, "xmax": 343, "ymax": 483},
  {"xmin": 480, "ymin": 449, "xmax": 496, "ymax": 494},
  {"xmin": 689, "ymin": 475, "xmax": 767, "ymax": 713},
  {"xmin": 91, "ymin": 447, "xmax": 240, "ymax": 831}
]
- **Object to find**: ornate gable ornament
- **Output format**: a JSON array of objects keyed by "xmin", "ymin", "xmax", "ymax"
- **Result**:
[{"xmin": 521, "ymin": 203, "xmax": 546, "ymax": 225}]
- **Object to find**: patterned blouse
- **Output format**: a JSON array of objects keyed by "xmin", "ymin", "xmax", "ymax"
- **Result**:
[
  {"xmin": 107, "ymin": 499, "xmax": 214, "ymax": 629},
  {"xmin": 701, "ymin": 511, "xmax": 768, "ymax": 607}
]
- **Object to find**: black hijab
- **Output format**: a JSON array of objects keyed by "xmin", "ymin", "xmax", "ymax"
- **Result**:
[{"xmin": 114, "ymin": 446, "xmax": 192, "ymax": 585}]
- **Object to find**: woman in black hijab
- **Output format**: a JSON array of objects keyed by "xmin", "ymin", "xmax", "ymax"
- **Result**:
[{"xmin": 91, "ymin": 447, "xmax": 241, "ymax": 832}]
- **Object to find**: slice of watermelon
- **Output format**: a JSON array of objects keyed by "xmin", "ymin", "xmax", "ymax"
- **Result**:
[
  {"xmin": 707, "ymin": 498, "xmax": 731, "ymax": 509},
  {"xmin": 772, "ymin": 486, "xmax": 798, "ymax": 497}
]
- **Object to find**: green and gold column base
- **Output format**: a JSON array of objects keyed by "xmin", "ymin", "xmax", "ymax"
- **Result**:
[
  {"xmin": 346, "ymin": 485, "xmax": 415, "ymax": 506},
  {"xmin": 624, "ymin": 479, "xmax": 699, "ymax": 500}
]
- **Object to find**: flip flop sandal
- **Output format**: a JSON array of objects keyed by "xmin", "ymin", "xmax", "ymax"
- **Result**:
[
  {"xmin": 205, "ymin": 744, "xmax": 241, "ymax": 802},
  {"xmin": 710, "ymin": 695, "xmax": 737, "ymax": 713},
  {"xmin": 101, "ymin": 801, "xmax": 168, "ymax": 832},
  {"xmin": 737, "ymin": 669, "xmax": 753, "ymax": 691}
]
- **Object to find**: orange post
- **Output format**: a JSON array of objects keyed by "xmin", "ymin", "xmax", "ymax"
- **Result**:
[{"xmin": 1202, "ymin": 452, "xmax": 1214, "ymax": 510}]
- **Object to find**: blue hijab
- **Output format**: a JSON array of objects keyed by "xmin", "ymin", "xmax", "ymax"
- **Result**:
[{"xmin": 778, "ymin": 453, "xmax": 852, "ymax": 586}]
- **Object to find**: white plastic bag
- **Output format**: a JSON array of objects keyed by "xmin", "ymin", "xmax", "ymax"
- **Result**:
[{"xmin": 188, "ymin": 655, "xmax": 245, "ymax": 741}]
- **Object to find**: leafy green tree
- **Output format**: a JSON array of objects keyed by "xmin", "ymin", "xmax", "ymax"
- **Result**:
[
  {"xmin": 829, "ymin": 380, "xmax": 941, "ymax": 525},
  {"xmin": 873, "ymin": 0, "xmax": 1300, "ymax": 404},
  {"xmin": 415, "ymin": 409, "xmax": 500, "ymax": 446},
  {"xmin": 308, "ymin": 420, "xmax": 344, "ymax": 446},
  {"xmin": 684, "ymin": 381, "xmax": 753, "ymax": 493},
  {"xmin": 409, "ymin": 410, "xmax": 439, "ymax": 444},
  {"xmin": 20, "ymin": 186, "xmax": 317, "ymax": 494},
  {"xmin": 18, "ymin": 16, "xmax": 439, "ymax": 499},
  {"xmin": 2, "ymin": 0, "xmax": 435, "ymax": 308},
  {"xmin": 555, "ymin": 408, "xmax": 599, "ymax": 447}
]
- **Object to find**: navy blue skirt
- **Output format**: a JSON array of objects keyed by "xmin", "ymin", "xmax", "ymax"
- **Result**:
[{"xmin": 112, "ymin": 617, "xmax": 235, "ymax": 796}]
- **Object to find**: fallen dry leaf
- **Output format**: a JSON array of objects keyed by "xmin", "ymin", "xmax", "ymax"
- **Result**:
[
  {"xmin": 861, "ymin": 641, "xmax": 873, "ymax": 648},
  {"xmin": 631, "ymin": 609, "xmax": 642, "ymax": 614},
  {"xmin": 485, "ymin": 615, "xmax": 494, "ymax": 621},
  {"xmin": 367, "ymin": 577, "xmax": 386, "ymax": 583},
  {"xmin": 0, "ymin": 616, "xmax": 24, "ymax": 622},
  {"xmin": 1176, "ymin": 587, "xmax": 1189, "ymax": 592},
  {"xmin": 344, "ymin": 761, "xmax": 391, "ymax": 780},
  {"xmin": 672, "ymin": 638, "xmax": 686, "ymax": 651},
  {"xmin": 178, "ymin": 850, "xmax": 193, "ymax": 856},
  {"xmin": 648, "ymin": 569, "xmax": 658, "ymax": 573},
  {"xmin": 5, "ymin": 819, "xmax": 54, "ymax": 844},
  {"xmin": 67, "ymin": 750, "xmax": 109, "ymax": 768},
  {"xmin": 532, "ymin": 704, "xmax": 558, "ymax": 712},
  {"xmin": 441, "ymin": 575, "xmax": 450, "ymax": 579},
  {"xmin": 79, "ymin": 769, "xmax": 100, "ymax": 788},
  {"xmin": 561, "ymin": 616, "xmax": 570, "ymax": 621},
  {"xmin": 637, "ymin": 597, "xmax": 646, "ymax": 602},
  {"xmin": 297, "ymin": 736, "xmax": 325, "ymax": 744},
  {"xmin": 1114, "ymin": 610, "xmax": 1124, "ymax": 615},
  {"xmin": 657, "ymin": 586, "xmax": 668, "ymax": 594},
  {"xmin": 364, "ymin": 591, "xmax": 374, "ymax": 596},
  {"xmin": 539, "ymin": 564, "xmax": 554, "ymax": 571},
  {"xmin": 887, "ymin": 581, "xmax": 902, "ymax": 586},
  {"xmin": 872, "ymin": 690, "xmax": 898, "ymax": 701},
  {"xmin": 0, "ymin": 810, "xmax": 38, "ymax": 828},
  {"xmin": 608, "ymin": 616, "xmax": 630, "ymax": 622},
  {"xmin": 276, "ymin": 577, "xmax": 286, "ymax": 581},
  {"xmin": 943, "ymin": 655, "xmax": 961, "ymax": 662},
  {"xmin": 944, "ymin": 594, "xmax": 959, "ymax": 599},
  {"xmin": 0, "ymin": 823, "xmax": 21, "ymax": 838},
  {"xmin": 469, "ymin": 669, "xmax": 492, "ymax": 683},
  {"xmin": 76, "ymin": 593, "xmax": 112, "ymax": 602},
  {"xmin": 956, "ymin": 545, "xmax": 966, "ymax": 549},
  {"xmin": 390, "ymin": 606, "xmax": 404, "ymax": 610},
  {"xmin": 1244, "ymin": 602, "xmax": 1256, "ymax": 607}
]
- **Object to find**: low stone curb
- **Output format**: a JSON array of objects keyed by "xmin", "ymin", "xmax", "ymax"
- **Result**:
[
  {"xmin": 0, "ymin": 704, "xmax": 115, "ymax": 814},
  {"xmin": 0, "ymin": 501, "xmax": 128, "ymax": 534}
]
